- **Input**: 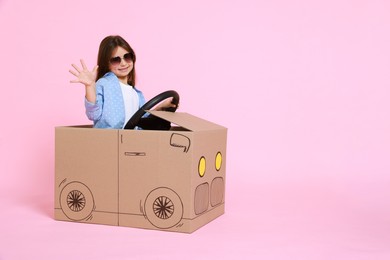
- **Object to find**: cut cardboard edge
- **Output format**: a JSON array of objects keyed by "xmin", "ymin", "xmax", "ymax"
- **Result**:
[{"xmin": 147, "ymin": 111, "xmax": 226, "ymax": 132}]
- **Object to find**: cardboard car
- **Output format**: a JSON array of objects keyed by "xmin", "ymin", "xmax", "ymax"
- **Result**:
[{"xmin": 54, "ymin": 94, "xmax": 227, "ymax": 233}]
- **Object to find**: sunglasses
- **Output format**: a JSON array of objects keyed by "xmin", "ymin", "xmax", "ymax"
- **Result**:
[{"xmin": 109, "ymin": 52, "xmax": 135, "ymax": 66}]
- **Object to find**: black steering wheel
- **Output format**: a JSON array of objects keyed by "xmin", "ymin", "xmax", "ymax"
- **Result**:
[{"xmin": 124, "ymin": 90, "xmax": 180, "ymax": 130}]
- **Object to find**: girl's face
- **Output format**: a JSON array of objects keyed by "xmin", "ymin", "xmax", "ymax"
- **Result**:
[{"xmin": 109, "ymin": 46, "xmax": 134, "ymax": 84}]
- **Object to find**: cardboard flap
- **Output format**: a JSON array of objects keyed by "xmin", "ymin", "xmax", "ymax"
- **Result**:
[{"xmin": 147, "ymin": 111, "xmax": 226, "ymax": 131}]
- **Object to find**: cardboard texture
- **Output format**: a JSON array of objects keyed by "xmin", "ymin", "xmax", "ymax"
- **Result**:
[{"xmin": 55, "ymin": 112, "xmax": 227, "ymax": 233}]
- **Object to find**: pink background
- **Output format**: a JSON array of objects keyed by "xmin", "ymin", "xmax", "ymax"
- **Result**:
[{"xmin": 1, "ymin": 0, "xmax": 390, "ymax": 259}]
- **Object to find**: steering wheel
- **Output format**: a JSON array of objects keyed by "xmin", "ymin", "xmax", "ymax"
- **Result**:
[{"xmin": 124, "ymin": 90, "xmax": 180, "ymax": 130}]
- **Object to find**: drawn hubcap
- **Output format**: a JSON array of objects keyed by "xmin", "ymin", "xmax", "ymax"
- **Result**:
[
  {"xmin": 153, "ymin": 196, "xmax": 174, "ymax": 219},
  {"xmin": 67, "ymin": 190, "xmax": 86, "ymax": 212}
]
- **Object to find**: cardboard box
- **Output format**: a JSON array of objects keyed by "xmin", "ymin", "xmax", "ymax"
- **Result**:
[{"xmin": 54, "ymin": 111, "xmax": 227, "ymax": 233}]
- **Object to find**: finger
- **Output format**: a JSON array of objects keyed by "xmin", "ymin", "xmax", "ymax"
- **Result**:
[
  {"xmin": 69, "ymin": 69, "xmax": 78, "ymax": 77},
  {"xmin": 169, "ymin": 98, "xmax": 177, "ymax": 106},
  {"xmin": 70, "ymin": 79, "xmax": 80, "ymax": 83},
  {"xmin": 92, "ymin": 65, "xmax": 99, "ymax": 73},
  {"xmin": 71, "ymin": 64, "xmax": 81, "ymax": 73},
  {"xmin": 80, "ymin": 59, "xmax": 87, "ymax": 70}
]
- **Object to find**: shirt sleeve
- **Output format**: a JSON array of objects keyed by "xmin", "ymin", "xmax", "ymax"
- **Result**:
[{"xmin": 85, "ymin": 80, "xmax": 104, "ymax": 121}]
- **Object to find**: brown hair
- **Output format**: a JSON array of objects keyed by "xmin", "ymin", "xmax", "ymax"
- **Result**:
[{"xmin": 97, "ymin": 35, "xmax": 137, "ymax": 86}]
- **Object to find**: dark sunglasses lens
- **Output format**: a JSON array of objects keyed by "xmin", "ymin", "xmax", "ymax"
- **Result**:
[
  {"xmin": 110, "ymin": 56, "xmax": 121, "ymax": 65},
  {"xmin": 124, "ymin": 53, "xmax": 134, "ymax": 62}
]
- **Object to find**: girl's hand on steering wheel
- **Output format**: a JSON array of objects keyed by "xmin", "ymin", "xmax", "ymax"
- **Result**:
[{"xmin": 155, "ymin": 98, "xmax": 179, "ymax": 111}]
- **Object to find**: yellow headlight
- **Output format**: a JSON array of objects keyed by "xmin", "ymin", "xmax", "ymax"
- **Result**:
[{"xmin": 198, "ymin": 156, "xmax": 206, "ymax": 177}]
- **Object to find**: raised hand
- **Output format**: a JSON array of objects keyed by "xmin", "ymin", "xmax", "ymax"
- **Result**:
[{"xmin": 69, "ymin": 59, "xmax": 98, "ymax": 87}]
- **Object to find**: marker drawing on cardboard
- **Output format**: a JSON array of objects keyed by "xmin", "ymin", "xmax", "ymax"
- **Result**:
[
  {"xmin": 170, "ymin": 133, "xmax": 191, "ymax": 153},
  {"xmin": 59, "ymin": 180, "xmax": 95, "ymax": 221},
  {"xmin": 55, "ymin": 91, "xmax": 227, "ymax": 233}
]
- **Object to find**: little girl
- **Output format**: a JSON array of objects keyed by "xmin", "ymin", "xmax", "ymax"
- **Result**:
[{"xmin": 69, "ymin": 35, "xmax": 175, "ymax": 128}]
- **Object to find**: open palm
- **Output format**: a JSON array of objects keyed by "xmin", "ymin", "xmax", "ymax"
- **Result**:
[{"xmin": 69, "ymin": 59, "xmax": 98, "ymax": 86}]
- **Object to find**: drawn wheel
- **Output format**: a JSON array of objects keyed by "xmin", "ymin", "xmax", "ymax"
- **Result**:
[
  {"xmin": 60, "ymin": 181, "xmax": 94, "ymax": 221},
  {"xmin": 144, "ymin": 187, "xmax": 183, "ymax": 229}
]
